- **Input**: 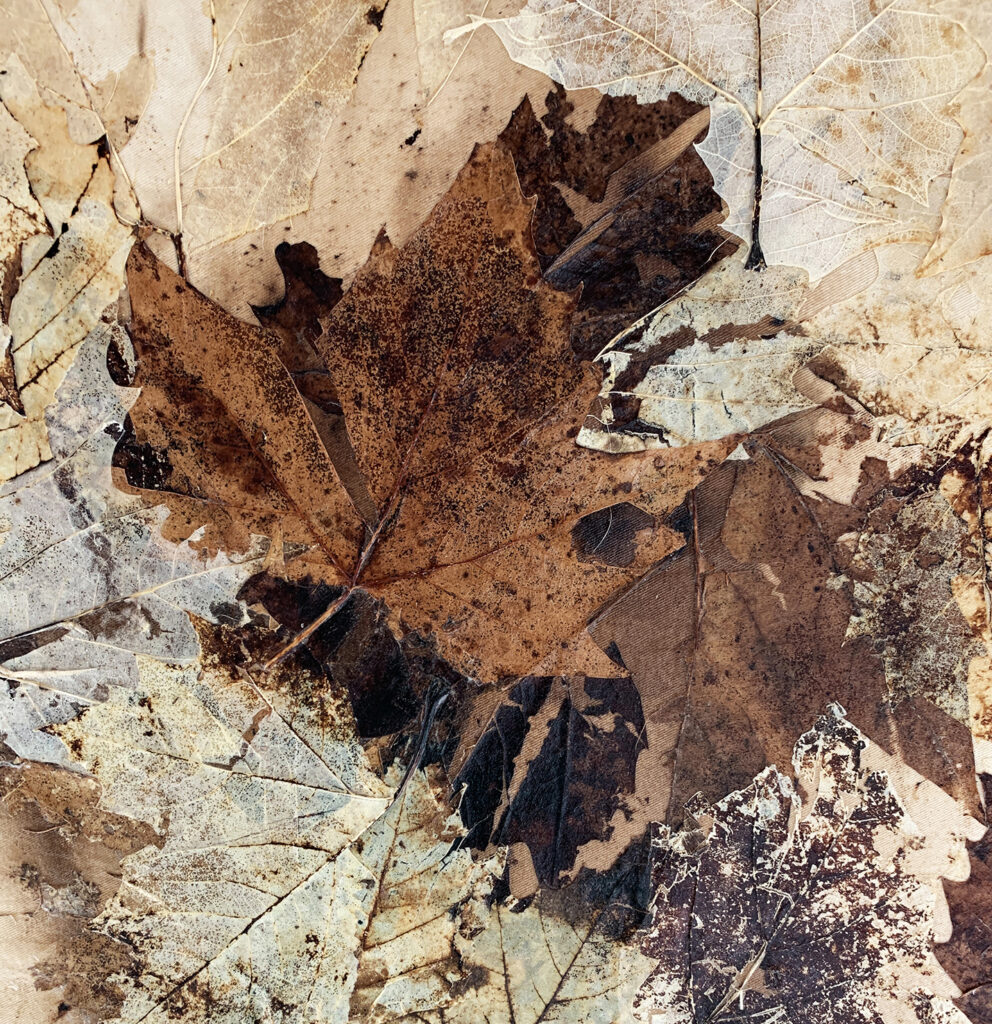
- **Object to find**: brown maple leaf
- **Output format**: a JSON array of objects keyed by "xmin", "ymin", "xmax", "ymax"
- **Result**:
[
  {"xmin": 122, "ymin": 142, "xmax": 732, "ymax": 681},
  {"xmin": 588, "ymin": 403, "xmax": 981, "ymax": 828}
]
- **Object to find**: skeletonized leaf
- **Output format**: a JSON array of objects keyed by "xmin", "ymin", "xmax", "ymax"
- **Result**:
[
  {"xmin": 636, "ymin": 706, "xmax": 971, "ymax": 1023},
  {"xmin": 0, "ymin": 330, "xmax": 265, "ymax": 766},
  {"xmin": 56, "ymin": 622, "xmax": 393, "ymax": 1023}
]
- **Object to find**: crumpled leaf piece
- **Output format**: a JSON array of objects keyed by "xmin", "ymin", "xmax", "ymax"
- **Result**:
[
  {"xmin": 0, "ymin": 328, "xmax": 266, "ymax": 767},
  {"xmin": 496, "ymin": 86, "xmax": 735, "ymax": 358},
  {"xmin": 464, "ymin": 0, "xmax": 983, "ymax": 278},
  {"xmin": 0, "ymin": 53, "xmax": 134, "ymax": 481},
  {"xmin": 635, "ymin": 706, "xmax": 970, "ymax": 1023},
  {"xmin": 577, "ymin": 251, "xmax": 880, "ymax": 451},
  {"xmin": 123, "ymin": 141, "xmax": 734, "ymax": 680},
  {"xmin": 455, "ymin": 673, "xmax": 645, "ymax": 887}
]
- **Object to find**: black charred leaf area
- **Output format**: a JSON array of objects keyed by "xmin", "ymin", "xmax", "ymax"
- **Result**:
[
  {"xmin": 457, "ymin": 674, "xmax": 645, "ymax": 887},
  {"xmin": 239, "ymin": 574, "xmax": 465, "ymax": 749}
]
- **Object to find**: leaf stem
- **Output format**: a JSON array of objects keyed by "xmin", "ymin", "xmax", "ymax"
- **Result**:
[{"xmin": 261, "ymin": 586, "xmax": 352, "ymax": 669}]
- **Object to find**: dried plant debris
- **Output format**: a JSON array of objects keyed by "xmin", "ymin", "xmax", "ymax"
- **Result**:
[{"xmin": 3, "ymin": 2, "xmax": 992, "ymax": 1023}]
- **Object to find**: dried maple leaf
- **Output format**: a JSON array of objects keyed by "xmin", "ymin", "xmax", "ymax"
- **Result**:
[
  {"xmin": 588, "ymin": 403, "xmax": 981, "ymax": 833},
  {"xmin": 52, "ymin": 621, "xmax": 511, "ymax": 1023},
  {"xmin": 459, "ymin": 0, "xmax": 984, "ymax": 278},
  {"xmin": 636, "ymin": 706, "xmax": 968, "ymax": 1023},
  {"xmin": 122, "ymin": 141, "xmax": 733, "ymax": 681}
]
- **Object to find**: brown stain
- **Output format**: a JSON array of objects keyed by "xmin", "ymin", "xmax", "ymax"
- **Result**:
[{"xmin": 0, "ymin": 762, "xmax": 160, "ymax": 1022}]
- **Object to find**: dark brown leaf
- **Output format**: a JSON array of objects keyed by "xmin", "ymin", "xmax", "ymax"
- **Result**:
[{"xmin": 497, "ymin": 86, "xmax": 736, "ymax": 359}]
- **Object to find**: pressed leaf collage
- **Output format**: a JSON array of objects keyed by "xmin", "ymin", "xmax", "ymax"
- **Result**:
[{"xmin": 1, "ymin": 1, "xmax": 991, "ymax": 1022}]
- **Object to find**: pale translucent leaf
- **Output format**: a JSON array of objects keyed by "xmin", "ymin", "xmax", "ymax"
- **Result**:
[
  {"xmin": 0, "ymin": 330, "xmax": 266, "ymax": 766},
  {"xmin": 466, "ymin": 0, "xmax": 983, "ymax": 278}
]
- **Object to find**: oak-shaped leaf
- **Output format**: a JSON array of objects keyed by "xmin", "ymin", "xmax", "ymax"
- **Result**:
[
  {"xmin": 461, "ymin": 0, "xmax": 984, "ymax": 278},
  {"xmin": 122, "ymin": 141, "xmax": 733, "ymax": 681},
  {"xmin": 635, "ymin": 705, "xmax": 966, "ymax": 1023}
]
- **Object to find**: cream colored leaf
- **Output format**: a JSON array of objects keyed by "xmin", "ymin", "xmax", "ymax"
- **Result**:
[
  {"xmin": 40, "ymin": 0, "xmax": 385, "ymax": 257},
  {"xmin": 55, "ymin": 641, "xmax": 393, "ymax": 1024},
  {"xmin": 0, "ymin": 103, "xmax": 45, "ymax": 311},
  {"xmin": 0, "ymin": 0, "xmax": 104, "ymax": 144},
  {"xmin": 920, "ymin": 2, "xmax": 992, "ymax": 275},
  {"xmin": 463, "ymin": 0, "xmax": 983, "ymax": 278},
  {"xmin": 579, "ymin": 252, "xmax": 879, "ymax": 450},
  {"xmin": 56, "ymin": 651, "xmax": 508, "ymax": 1024},
  {"xmin": 181, "ymin": 0, "xmax": 387, "ymax": 249},
  {"xmin": 0, "ymin": 330, "xmax": 266, "ymax": 767},
  {"xmin": 446, "ymin": 886, "xmax": 653, "ymax": 1024},
  {"xmin": 807, "ymin": 246, "xmax": 992, "ymax": 451},
  {"xmin": 0, "ymin": 52, "xmax": 133, "ymax": 481},
  {"xmin": 344, "ymin": 768, "xmax": 501, "ymax": 1022},
  {"xmin": 413, "ymin": 0, "xmax": 490, "ymax": 105}
]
